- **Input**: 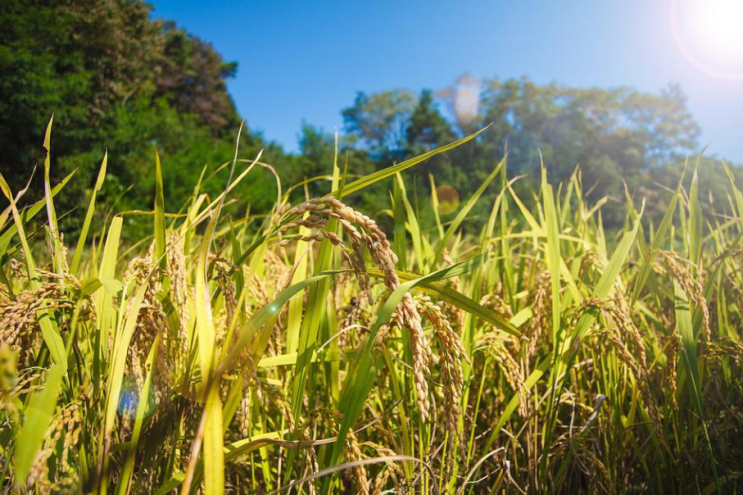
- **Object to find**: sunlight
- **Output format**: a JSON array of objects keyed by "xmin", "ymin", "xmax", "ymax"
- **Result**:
[{"xmin": 672, "ymin": 0, "xmax": 743, "ymax": 80}]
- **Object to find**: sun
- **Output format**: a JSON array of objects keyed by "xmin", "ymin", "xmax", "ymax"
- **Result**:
[{"xmin": 672, "ymin": 0, "xmax": 743, "ymax": 80}]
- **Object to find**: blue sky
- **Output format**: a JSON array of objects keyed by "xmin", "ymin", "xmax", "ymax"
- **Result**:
[{"xmin": 151, "ymin": 0, "xmax": 743, "ymax": 161}]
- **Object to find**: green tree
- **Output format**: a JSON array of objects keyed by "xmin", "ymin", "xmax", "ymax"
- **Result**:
[
  {"xmin": 0, "ymin": 0, "xmax": 248, "ymax": 232},
  {"xmin": 404, "ymin": 89, "xmax": 464, "ymax": 193},
  {"xmin": 291, "ymin": 123, "xmax": 376, "ymax": 204},
  {"xmin": 156, "ymin": 25, "xmax": 241, "ymax": 134},
  {"xmin": 342, "ymin": 89, "xmax": 416, "ymax": 160},
  {"xmin": 406, "ymin": 89, "xmax": 455, "ymax": 152},
  {"xmin": 341, "ymin": 76, "xmax": 704, "ymax": 228}
]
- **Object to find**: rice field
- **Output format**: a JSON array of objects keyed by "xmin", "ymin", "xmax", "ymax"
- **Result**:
[{"xmin": 1, "ymin": 121, "xmax": 742, "ymax": 494}]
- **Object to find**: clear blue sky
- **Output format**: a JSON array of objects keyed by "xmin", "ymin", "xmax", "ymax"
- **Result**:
[{"xmin": 151, "ymin": 0, "xmax": 743, "ymax": 162}]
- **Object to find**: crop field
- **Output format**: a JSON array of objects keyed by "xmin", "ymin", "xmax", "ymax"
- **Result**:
[{"xmin": 1, "ymin": 122, "xmax": 742, "ymax": 494}]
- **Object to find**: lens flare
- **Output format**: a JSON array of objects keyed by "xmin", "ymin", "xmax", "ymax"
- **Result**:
[
  {"xmin": 117, "ymin": 376, "xmax": 157, "ymax": 419},
  {"xmin": 453, "ymin": 74, "xmax": 481, "ymax": 128},
  {"xmin": 434, "ymin": 185, "xmax": 460, "ymax": 215},
  {"xmin": 672, "ymin": 0, "xmax": 743, "ymax": 80}
]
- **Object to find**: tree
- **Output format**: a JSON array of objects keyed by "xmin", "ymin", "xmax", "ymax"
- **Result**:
[
  {"xmin": 342, "ymin": 89, "xmax": 416, "ymax": 160},
  {"xmin": 156, "ymin": 25, "xmax": 241, "ymax": 134},
  {"xmin": 0, "ymin": 0, "xmax": 246, "ymax": 231},
  {"xmin": 340, "ymin": 75, "xmax": 704, "ymax": 228},
  {"xmin": 404, "ymin": 89, "xmax": 463, "ymax": 191},
  {"xmin": 406, "ymin": 89, "xmax": 455, "ymax": 153},
  {"xmin": 291, "ymin": 123, "xmax": 376, "ymax": 202}
]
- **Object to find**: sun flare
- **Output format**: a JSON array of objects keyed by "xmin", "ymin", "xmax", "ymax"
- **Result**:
[{"xmin": 672, "ymin": 0, "xmax": 743, "ymax": 79}]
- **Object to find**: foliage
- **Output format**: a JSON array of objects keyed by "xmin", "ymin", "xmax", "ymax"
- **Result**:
[
  {"xmin": 1, "ymin": 0, "xmax": 736, "ymax": 238},
  {"xmin": 342, "ymin": 76, "xmax": 713, "ymax": 228},
  {"xmin": 0, "ymin": 0, "xmax": 248, "ymax": 232},
  {"xmin": 342, "ymin": 89, "xmax": 417, "ymax": 159},
  {"xmin": 1, "ymin": 124, "xmax": 743, "ymax": 494}
]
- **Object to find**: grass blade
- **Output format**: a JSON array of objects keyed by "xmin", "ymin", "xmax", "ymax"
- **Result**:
[
  {"xmin": 14, "ymin": 363, "xmax": 65, "ymax": 486},
  {"xmin": 71, "ymin": 151, "xmax": 108, "ymax": 275}
]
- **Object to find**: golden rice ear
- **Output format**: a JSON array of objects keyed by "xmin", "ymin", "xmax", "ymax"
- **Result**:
[
  {"xmin": 418, "ymin": 296, "xmax": 468, "ymax": 439},
  {"xmin": 166, "ymin": 231, "xmax": 189, "ymax": 347},
  {"xmin": 343, "ymin": 429, "xmax": 370, "ymax": 495},
  {"xmin": 659, "ymin": 251, "xmax": 711, "ymax": 343},
  {"xmin": 478, "ymin": 331, "xmax": 528, "ymax": 418},
  {"xmin": 666, "ymin": 331, "xmax": 682, "ymax": 410},
  {"xmin": 280, "ymin": 196, "xmax": 436, "ymax": 419},
  {"xmin": 321, "ymin": 197, "xmax": 436, "ymax": 416}
]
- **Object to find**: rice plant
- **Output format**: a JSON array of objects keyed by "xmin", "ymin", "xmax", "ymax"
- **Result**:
[{"xmin": 1, "ymin": 118, "xmax": 742, "ymax": 494}]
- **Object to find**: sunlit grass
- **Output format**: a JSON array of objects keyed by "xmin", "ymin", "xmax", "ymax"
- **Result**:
[{"xmin": 1, "ymin": 118, "xmax": 741, "ymax": 494}]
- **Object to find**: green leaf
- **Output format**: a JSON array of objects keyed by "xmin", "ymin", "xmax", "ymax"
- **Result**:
[
  {"xmin": 541, "ymin": 166, "xmax": 562, "ymax": 343},
  {"xmin": 630, "ymin": 166, "xmax": 684, "ymax": 305},
  {"xmin": 0, "ymin": 174, "xmax": 67, "ymax": 368},
  {"xmin": 367, "ymin": 267, "xmax": 520, "ymax": 336},
  {"xmin": 329, "ymin": 126, "xmax": 490, "ymax": 197},
  {"xmin": 41, "ymin": 116, "xmax": 64, "ymax": 274},
  {"xmin": 0, "ymin": 171, "xmax": 75, "ymax": 259},
  {"xmin": 327, "ymin": 256, "xmax": 485, "ymax": 475},
  {"xmin": 95, "ymin": 217, "xmax": 123, "ymax": 366},
  {"xmin": 15, "ymin": 363, "xmax": 65, "ymax": 486},
  {"xmin": 433, "ymin": 156, "xmax": 504, "ymax": 265},
  {"xmin": 98, "ymin": 281, "xmax": 148, "ymax": 482},
  {"xmin": 80, "ymin": 277, "xmax": 123, "ymax": 297},
  {"xmin": 573, "ymin": 201, "xmax": 644, "ymax": 344},
  {"xmin": 71, "ymin": 151, "xmax": 108, "ymax": 275},
  {"xmin": 116, "ymin": 337, "xmax": 160, "ymax": 495},
  {"xmin": 154, "ymin": 151, "xmax": 166, "ymax": 269}
]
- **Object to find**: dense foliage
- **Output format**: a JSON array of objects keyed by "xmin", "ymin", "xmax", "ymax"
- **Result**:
[
  {"xmin": 2, "ymin": 0, "xmax": 739, "ymax": 237},
  {"xmin": 1, "ymin": 0, "xmax": 258, "ymax": 225},
  {"xmin": 1, "ymin": 125, "xmax": 743, "ymax": 493},
  {"xmin": 341, "ymin": 77, "xmax": 711, "ymax": 228}
]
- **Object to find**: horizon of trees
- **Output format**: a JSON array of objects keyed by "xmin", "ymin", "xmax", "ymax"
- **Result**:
[{"xmin": 2, "ymin": 0, "xmax": 739, "ymax": 237}]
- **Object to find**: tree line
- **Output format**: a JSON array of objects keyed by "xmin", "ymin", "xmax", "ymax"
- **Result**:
[{"xmin": 1, "ymin": 0, "xmax": 737, "ymax": 236}]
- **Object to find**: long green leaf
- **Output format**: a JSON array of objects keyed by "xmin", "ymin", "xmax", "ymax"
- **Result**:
[
  {"xmin": 329, "ymin": 126, "xmax": 490, "ymax": 197},
  {"xmin": 41, "ymin": 116, "xmax": 64, "ymax": 274},
  {"xmin": 433, "ymin": 157, "xmax": 504, "ymax": 265},
  {"xmin": 0, "ymin": 171, "xmax": 75, "ymax": 259},
  {"xmin": 0, "ymin": 174, "xmax": 67, "ymax": 367},
  {"xmin": 154, "ymin": 151, "xmax": 166, "ymax": 269},
  {"xmin": 327, "ymin": 255, "xmax": 485, "ymax": 477},
  {"xmin": 71, "ymin": 152, "xmax": 108, "ymax": 275},
  {"xmin": 14, "ymin": 363, "xmax": 65, "ymax": 486}
]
